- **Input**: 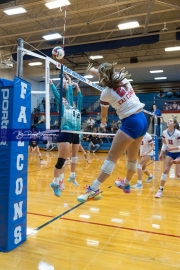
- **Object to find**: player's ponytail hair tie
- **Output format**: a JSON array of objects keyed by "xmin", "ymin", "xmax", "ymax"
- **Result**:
[{"xmin": 98, "ymin": 62, "xmax": 131, "ymax": 89}]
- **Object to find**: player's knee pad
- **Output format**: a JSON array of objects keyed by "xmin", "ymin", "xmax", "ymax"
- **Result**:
[
  {"xmin": 101, "ymin": 159, "xmax": 116, "ymax": 175},
  {"xmin": 127, "ymin": 160, "xmax": 137, "ymax": 171},
  {"xmin": 55, "ymin": 158, "xmax": 66, "ymax": 169},
  {"xmin": 161, "ymin": 173, "xmax": 167, "ymax": 181},
  {"xmin": 71, "ymin": 156, "xmax": 78, "ymax": 163},
  {"xmin": 137, "ymin": 164, "xmax": 142, "ymax": 170}
]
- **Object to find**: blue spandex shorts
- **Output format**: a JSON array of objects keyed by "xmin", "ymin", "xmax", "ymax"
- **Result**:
[
  {"xmin": 166, "ymin": 152, "xmax": 180, "ymax": 160},
  {"xmin": 120, "ymin": 111, "xmax": 148, "ymax": 139}
]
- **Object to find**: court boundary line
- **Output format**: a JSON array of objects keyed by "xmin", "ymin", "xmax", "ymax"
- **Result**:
[
  {"xmin": 27, "ymin": 202, "xmax": 84, "ymax": 236},
  {"xmin": 27, "ymin": 211, "xmax": 180, "ymax": 239}
]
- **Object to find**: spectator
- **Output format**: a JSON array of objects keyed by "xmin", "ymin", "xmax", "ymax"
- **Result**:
[
  {"xmin": 164, "ymin": 103, "xmax": 169, "ymax": 110},
  {"xmin": 81, "ymin": 107, "xmax": 87, "ymax": 116},
  {"xmin": 177, "ymin": 103, "xmax": 180, "ymax": 110},
  {"xmin": 157, "ymin": 90, "xmax": 164, "ymax": 98},
  {"xmin": 87, "ymin": 117, "xmax": 95, "ymax": 131},
  {"xmin": 172, "ymin": 102, "xmax": 178, "ymax": 110},
  {"xmin": 95, "ymin": 112, "xmax": 101, "ymax": 124},
  {"xmin": 151, "ymin": 104, "xmax": 162, "ymax": 136},
  {"xmin": 99, "ymin": 122, "xmax": 107, "ymax": 132},
  {"xmin": 34, "ymin": 114, "xmax": 39, "ymax": 124},
  {"xmin": 38, "ymin": 114, "xmax": 45, "ymax": 124},
  {"xmin": 110, "ymin": 120, "xmax": 118, "ymax": 132},
  {"xmin": 87, "ymin": 134, "xmax": 103, "ymax": 153},
  {"xmin": 42, "ymin": 97, "xmax": 46, "ymax": 111},
  {"xmin": 52, "ymin": 117, "xmax": 59, "ymax": 129},
  {"xmin": 117, "ymin": 119, "xmax": 122, "ymax": 128}
]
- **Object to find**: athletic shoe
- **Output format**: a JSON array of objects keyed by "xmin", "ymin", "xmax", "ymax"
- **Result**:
[
  {"xmin": 48, "ymin": 143, "xmax": 56, "ymax": 151},
  {"xmin": 40, "ymin": 159, "xmax": 43, "ymax": 165},
  {"xmin": 145, "ymin": 175, "xmax": 154, "ymax": 183},
  {"xmin": 155, "ymin": 189, "xmax": 163, "ymax": 198},
  {"xmin": 115, "ymin": 178, "xmax": 131, "ymax": 194},
  {"xmin": 87, "ymin": 151, "xmax": 90, "ymax": 153},
  {"xmin": 68, "ymin": 177, "xmax": 79, "ymax": 186},
  {"xmin": 93, "ymin": 150, "xmax": 95, "ymax": 153},
  {"xmin": 77, "ymin": 186, "xmax": 101, "ymax": 202},
  {"xmin": 131, "ymin": 183, "xmax": 143, "ymax": 189},
  {"xmin": 59, "ymin": 180, "xmax": 65, "ymax": 191},
  {"xmin": 50, "ymin": 182, "xmax": 61, "ymax": 197}
]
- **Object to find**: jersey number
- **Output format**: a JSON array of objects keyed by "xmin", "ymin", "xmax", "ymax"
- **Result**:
[
  {"xmin": 73, "ymin": 110, "xmax": 80, "ymax": 118},
  {"xmin": 168, "ymin": 140, "xmax": 173, "ymax": 145}
]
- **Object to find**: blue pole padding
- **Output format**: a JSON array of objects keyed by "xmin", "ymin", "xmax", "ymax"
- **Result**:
[{"xmin": 0, "ymin": 77, "xmax": 31, "ymax": 252}]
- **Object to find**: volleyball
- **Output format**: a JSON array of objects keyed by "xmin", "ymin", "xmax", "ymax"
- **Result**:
[{"xmin": 52, "ymin": 46, "xmax": 65, "ymax": 60}]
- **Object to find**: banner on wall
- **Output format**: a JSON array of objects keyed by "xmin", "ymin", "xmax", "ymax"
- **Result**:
[{"xmin": 0, "ymin": 77, "xmax": 31, "ymax": 252}]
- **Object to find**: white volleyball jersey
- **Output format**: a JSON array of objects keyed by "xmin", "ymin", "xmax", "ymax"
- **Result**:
[
  {"xmin": 162, "ymin": 129, "xmax": 180, "ymax": 153},
  {"xmin": 140, "ymin": 132, "xmax": 153, "ymax": 156},
  {"xmin": 100, "ymin": 77, "xmax": 144, "ymax": 119}
]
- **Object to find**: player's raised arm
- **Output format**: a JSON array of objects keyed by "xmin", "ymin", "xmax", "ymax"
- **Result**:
[{"xmin": 72, "ymin": 82, "xmax": 83, "ymax": 112}]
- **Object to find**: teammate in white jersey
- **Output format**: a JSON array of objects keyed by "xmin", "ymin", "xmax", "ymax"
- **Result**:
[
  {"xmin": 155, "ymin": 118, "xmax": 180, "ymax": 198},
  {"xmin": 131, "ymin": 132, "xmax": 154, "ymax": 189},
  {"xmin": 49, "ymin": 75, "xmax": 83, "ymax": 197},
  {"xmin": 77, "ymin": 62, "xmax": 148, "ymax": 202}
]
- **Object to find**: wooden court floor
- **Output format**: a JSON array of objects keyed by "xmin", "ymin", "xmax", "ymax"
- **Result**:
[{"xmin": 1, "ymin": 151, "xmax": 180, "ymax": 270}]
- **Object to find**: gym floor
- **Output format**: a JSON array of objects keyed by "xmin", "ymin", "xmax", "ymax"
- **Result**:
[{"xmin": 0, "ymin": 151, "xmax": 180, "ymax": 270}]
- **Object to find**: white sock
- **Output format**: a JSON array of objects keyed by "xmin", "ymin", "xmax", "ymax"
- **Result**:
[
  {"xmin": 70, "ymin": 172, "xmax": 75, "ymax": 178},
  {"xmin": 137, "ymin": 180, "xmax": 142, "ymax": 184},
  {"xmin": 124, "ymin": 178, "xmax": 130, "ymax": 185},
  {"xmin": 90, "ymin": 179, "xmax": 101, "ymax": 191},
  {"xmin": 149, "ymin": 174, "xmax": 153, "ymax": 178},
  {"xmin": 160, "ymin": 186, "xmax": 164, "ymax": 190},
  {"xmin": 53, "ymin": 177, "xmax": 60, "ymax": 185},
  {"xmin": 59, "ymin": 173, "xmax": 64, "ymax": 181}
]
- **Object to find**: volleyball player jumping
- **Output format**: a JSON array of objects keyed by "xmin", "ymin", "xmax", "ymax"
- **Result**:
[
  {"xmin": 77, "ymin": 62, "xmax": 148, "ymax": 202},
  {"xmin": 49, "ymin": 75, "xmax": 83, "ymax": 197}
]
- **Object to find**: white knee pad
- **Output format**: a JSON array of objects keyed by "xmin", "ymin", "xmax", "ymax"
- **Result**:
[
  {"xmin": 127, "ymin": 160, "xmax": 137, "ymax": 171},
  {"xmin": 71, "ymin": 156, "xmax": 78, "ymax": 163},
  {"xmin": 161, "ymin": 173, "xmax": 167, "ymax": 181},
  {"xmin": 101, "ymin": 159, "xmax": 116, "ymax": 175},
  {"xmin": 137, "ymin": 164, "xmax": 142, "ymax": 170}
]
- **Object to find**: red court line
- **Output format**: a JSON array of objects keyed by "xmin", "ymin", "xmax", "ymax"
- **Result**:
[{"xmin": 27, "ymin": 212, "xmax": 180, "ymax": 239}]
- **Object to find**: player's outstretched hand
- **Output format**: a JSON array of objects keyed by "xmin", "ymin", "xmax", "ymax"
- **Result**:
[
  {"xmin": 72, "ymin": 81, "xmax": 80, "ymax": 91},
  {"xmin": 89, "ymin": 67, "xmax": 99, "ymax": 76}
]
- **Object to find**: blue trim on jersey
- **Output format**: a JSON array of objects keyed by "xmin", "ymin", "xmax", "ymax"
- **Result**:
[
  {"xmin": 166, "ymin": 152, "xmax": 180, "ymax": 159},
  {"xmin": 120, "ymin": 111, "xmax": 148, "ymax": 139},
  {"xmin": 167, "ymin": 130, "xmax": 175, "ymax": 137}
]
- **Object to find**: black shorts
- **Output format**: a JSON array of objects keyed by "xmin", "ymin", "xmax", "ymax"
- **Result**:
[
  {"xmin": 29, "ymin": 141, "xmax": 38, "ymax": 148},
  {"xmin": 57, "ymin": 132, "xmax": 79, "ymax": 144}
]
